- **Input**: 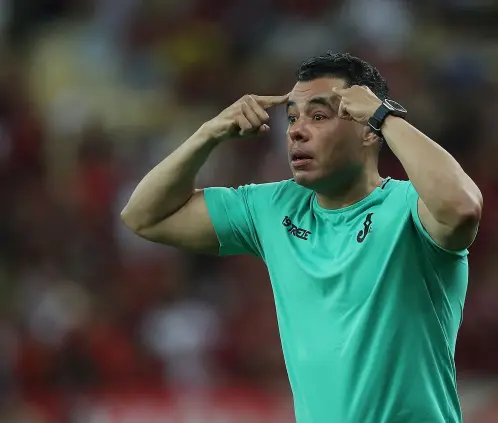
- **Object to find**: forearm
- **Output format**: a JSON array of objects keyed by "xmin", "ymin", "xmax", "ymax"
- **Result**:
[
  {"xmin": 382, "ymin": 116, "xmax": 482, "ymax": 226},
  {"xmin": 121, "ymin": 124, "xmax": 219, "ymax": 230}
]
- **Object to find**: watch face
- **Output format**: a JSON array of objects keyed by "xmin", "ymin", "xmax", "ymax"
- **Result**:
[{"xmin": 384, "ymin": 99, "xmax": 407, "ymax": 113}]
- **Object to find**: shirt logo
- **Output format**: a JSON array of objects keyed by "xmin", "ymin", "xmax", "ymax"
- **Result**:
[
  {"xmin": 357, "ymin": 213, "xmax": 374, "ymax": 243},
  {"xmin": 282, "ymin": 216, "xmax": 312, "ymax": 241}
]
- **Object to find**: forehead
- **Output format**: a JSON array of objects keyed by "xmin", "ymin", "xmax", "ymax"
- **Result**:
[{"xmin": 289, "ymin": 77, "xmax": 347, "ymax": 105}]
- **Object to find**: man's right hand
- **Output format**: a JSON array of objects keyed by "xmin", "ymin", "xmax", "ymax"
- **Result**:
[
  {"xmin": 122, "ymin": 93, "xmax": 288, "ymax": 255},
  {"xmin": 202, "ymin": 94, "xmax": 289, "ymax": 142}
]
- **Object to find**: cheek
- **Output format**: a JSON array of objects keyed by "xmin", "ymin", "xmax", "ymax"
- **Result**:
[
  {"xmin": 336, "ymin": 121, "xmax": 362, "ymax": 151},
  {"xmin": 285, "ymin": 133, "xmax": 293, "ymax": 152},
  {"xmin": 322, "ymin": 121, "xmax": 349, "ymax": 151},
  {"xmin": 319, "ymin": 124, "xmax": 358, "ymax": 163},
  {"xmin": 352, "ymin": 121, "xmax": 365, "ymax": 140},
  {"xmin": 337, "ymin": 118, "xmax": 359, "ymax": 137}
]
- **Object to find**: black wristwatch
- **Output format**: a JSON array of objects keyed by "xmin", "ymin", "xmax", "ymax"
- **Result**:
[{"xmin": 368, "ymin": 99, "xmax": 407, "ymax": 137}]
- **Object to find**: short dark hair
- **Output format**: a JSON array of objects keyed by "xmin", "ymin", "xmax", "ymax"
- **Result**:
[{"xmin": 296, "ymin": 52, "xmax": 389, "ymax": 101}]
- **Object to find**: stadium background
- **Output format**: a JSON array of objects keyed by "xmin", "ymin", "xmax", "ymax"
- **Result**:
[{"xmin": 0, "ymin": 0, "xmax": 497, "ymax": 421}]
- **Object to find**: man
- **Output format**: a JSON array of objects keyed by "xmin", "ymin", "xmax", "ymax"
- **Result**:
[{"xmin": 121, "ymin": 52, "xmax": 482, "ymax": 423}]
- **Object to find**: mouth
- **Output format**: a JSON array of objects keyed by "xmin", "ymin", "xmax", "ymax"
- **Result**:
[{"xmin": 290, "ymin": 151, "xmax": 313, "ymax": 168}]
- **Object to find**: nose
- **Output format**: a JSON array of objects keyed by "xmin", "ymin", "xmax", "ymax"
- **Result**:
[{"xmin": 288, "ymin": 120, "xmax": 309, "ymax": 143}]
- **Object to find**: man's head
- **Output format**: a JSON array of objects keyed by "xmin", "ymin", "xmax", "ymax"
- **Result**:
[{"xmin": 286, "ymin": 52, "xmax": 388, "ymax": 192}]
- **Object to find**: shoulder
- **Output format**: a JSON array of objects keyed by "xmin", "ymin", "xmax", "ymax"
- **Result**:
[
  {"xmin": 381, "ymin": 177, "xmax": 410, "ymax": 193},
  {"xmin": 379, "ymin": 178, "xmax": 414, "ymax": 206},
  {"xmin": 382, "ymin": 179, "xmax": 469, "ymax": 257},
  {"xmin": 225, "ymin": 178, "xmax": 313, "ymax": 205},
  {"xmin": 203, "ymin": 179, "xmax": 312, "ymax": 217}
]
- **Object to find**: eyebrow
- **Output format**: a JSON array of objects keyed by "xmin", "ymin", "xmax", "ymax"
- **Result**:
[{"xmin": 286, "ymin": 96, "xmax": 335, "ymax": 113}]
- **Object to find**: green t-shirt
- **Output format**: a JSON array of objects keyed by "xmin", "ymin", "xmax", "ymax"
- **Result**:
[{"xmin": 204, "ymin": 178, "xmax": 468, "ymax": 423}]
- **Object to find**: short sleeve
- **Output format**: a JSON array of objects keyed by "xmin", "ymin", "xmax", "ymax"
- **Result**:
[
  {"xmin": 203, "ymin": 185, "xmax": 263, "ymax": 257},
  {"xmin": 405, "ymin": 182, "xmax": 468, "ymax": 258}
]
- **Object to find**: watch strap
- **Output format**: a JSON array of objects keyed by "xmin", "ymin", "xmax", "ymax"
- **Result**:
[
  {"xmin": 368, "ymin": 103, "xmax": 391, "ymax": 136},
  {"xmin": 368, "ymin": 99, "xmax": 407, "ymax": 136}
]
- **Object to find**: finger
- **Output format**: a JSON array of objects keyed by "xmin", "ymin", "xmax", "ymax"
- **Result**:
[
  {"xmin": 244, "ymin": 95, "xmax": 270, "ymax": 122},
  {"xmin": 236, "ymin": 115, "xmax": 253, "ymax": 135},
  {"xmin": 329, "ymin": 93, "xmax": 342, "ymax": 112},
  {"xmin": 259, "ymin": 124, "xmax": 270, "ymax": 133},
  {"xmin": 332, "ymin": 87, "xmax": 348, "ymax": 97},
  {"xmin": 253, "ymin": 93, "xmax": 290, "ymax": 109},
  {"xmin": 241, "ymin": 102, "xmax": 262, "ymax": 128}
]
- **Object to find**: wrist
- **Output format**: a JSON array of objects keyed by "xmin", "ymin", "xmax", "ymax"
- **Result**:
[
  {"xmin": 196, "ymin": 122, "xmax": 224, "ymax": 147},
  {"xmin": 378, "ymin": 115, "xmax": 411, "ymax": 147},
  {"xmin": 366, "ymin": 100, "xmax": 383, "ymax": 123},
  {"xmin": 382, "ymin": 114, "xmax": 405, "ymax": 132},
  {"xmin": 368, "ymin": 99, "xmax": 407, "ymax": 137}
]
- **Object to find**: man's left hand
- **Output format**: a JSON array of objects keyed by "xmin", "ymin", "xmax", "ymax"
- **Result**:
[{"xmin": 331, "ymin": 85, "xmax": 382, "ymax": 124}]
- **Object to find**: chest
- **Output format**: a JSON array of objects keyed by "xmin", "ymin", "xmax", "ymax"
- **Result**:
[{"xmin": 261, "ymin": 200, "xmax": 412, "ymax": 306}]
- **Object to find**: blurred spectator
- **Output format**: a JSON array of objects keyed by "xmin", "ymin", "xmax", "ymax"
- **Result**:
[{"xmin": 0, "ymin": 0, "xmax": 496, "ymax": 421}]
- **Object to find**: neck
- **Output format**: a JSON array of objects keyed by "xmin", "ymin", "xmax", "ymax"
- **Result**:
[{"xmin": 315, "ymin": 170, "xmax": 383, "ymax": 210}]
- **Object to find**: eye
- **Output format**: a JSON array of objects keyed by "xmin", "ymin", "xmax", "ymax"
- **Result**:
[
  {"xmin": 287, "ymin": 115, "xmax": 297, "ymax": 124},
  {"xmin": 313, "ymin": 114, "xmax": 326, "ymax": 121}
]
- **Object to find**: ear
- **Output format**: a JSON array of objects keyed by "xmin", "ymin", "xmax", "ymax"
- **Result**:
[{"xmin": 362, "ymin": 125, "xmax": 381, "ymax": 147}]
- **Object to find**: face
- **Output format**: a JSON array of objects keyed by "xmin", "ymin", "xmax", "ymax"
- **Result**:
[{"xmin": 286, "ymin": 77, "xmax": 367, "ymax": 191}]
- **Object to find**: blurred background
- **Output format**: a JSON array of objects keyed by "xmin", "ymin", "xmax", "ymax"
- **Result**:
[{"xmin": 1, "ymin": 0, "xmax": 497, "ymax": 422}]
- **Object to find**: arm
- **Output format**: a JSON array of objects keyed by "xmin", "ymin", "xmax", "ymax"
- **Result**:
[
  {"xmin": 121, "ymin": 94, "xmax": 288, "ymax": 254},
  {"xmin": 333, "ymin": 85, "xmax": 482, "ymax": 252},
  {"xmin": 120, "ymin": 126, "xmax": 221, "ymax": 254},
  {"xmin": 381, "ymin": 116, "xmax": 482, "ymax": 251}
]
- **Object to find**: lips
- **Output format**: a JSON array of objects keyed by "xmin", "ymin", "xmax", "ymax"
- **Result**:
[
  {"xmin": 290, "ymin": 150, "xmax": 313, "ymax": 169},
  {"xmin": 291, "ymin": 151, "xmax": 313, "ymax": 161}
]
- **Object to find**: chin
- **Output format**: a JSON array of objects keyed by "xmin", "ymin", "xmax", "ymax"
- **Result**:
[{"xmin": 292, "ymin": 170, "xmax": 320, "ymax": 189}]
